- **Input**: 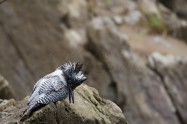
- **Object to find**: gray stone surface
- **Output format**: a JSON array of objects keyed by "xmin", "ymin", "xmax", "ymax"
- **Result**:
[{"xmin": 148, "ymin": 53, "xmax": 187, "ymax": 124}]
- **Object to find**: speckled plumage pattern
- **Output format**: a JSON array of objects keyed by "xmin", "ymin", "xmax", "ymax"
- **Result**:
[{"xmin": 20, "ymin": 62, "xmax": 87, "ymax": 121}]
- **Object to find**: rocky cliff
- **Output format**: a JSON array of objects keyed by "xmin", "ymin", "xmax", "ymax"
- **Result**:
[{"xmin": 0, "ymin": 0, "xmax": 187, "ymax": 124}]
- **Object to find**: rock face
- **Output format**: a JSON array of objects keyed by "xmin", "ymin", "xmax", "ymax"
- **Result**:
[
  {"xmin": 138, "ymin": 0, "xmax": 187, "ymax": 43},
  {"xmin": 159, "ymin": 0, "xmax": 187, "ymax": 19},
  {"xmin": 0, "ymin": 1, "xmax": 187, "ymax": 124},
  {"xmin": 0, "ymin": 0, "xmax": 111, "ymax": 100},
  {"xmin": 148, "ymin": 53, "xmax": 187, "ymax": 124},
  {"xmin": 0, "ymin": 84, "xmax": 127, "ymax": 124},
  {"xmin": 87, "ymin": 18, "xmax": 183, "ymax": 124},
  {"xmin": 0, "ymin": 75, "xmax": 14, "ymax": 99}
]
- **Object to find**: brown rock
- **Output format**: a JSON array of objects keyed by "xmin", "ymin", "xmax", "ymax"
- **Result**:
[
  {"xmin": 58, "ymin": 0, "xmax": 88, "ymax": 28},
  {"xmin": 0, "ymin": 75, "xmax": 14, "ymax": 99},
  {"xmin": 148, "ymin": 52, "xmax": 187, "ymax": 124},
  {"xmin": 0, "ymin": 84, "xmax": 127, "ymax": 124},
  {"xmin": 87, "ymin": 18, "xmax": 181, "ymax": 124},
  {"xmin": 159, "ymin": 0, "xmax": 187, "ymax": 19}
]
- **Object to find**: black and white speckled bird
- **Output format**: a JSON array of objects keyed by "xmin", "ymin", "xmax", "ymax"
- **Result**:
[{"xmin": 20, "ymin": 62, "xmax": 87, "ymax": 121}]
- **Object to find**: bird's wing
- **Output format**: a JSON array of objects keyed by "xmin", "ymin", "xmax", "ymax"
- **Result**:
[
  {"xmin": 28, "ymin": 75, "xmax": 51, "ymax": 103},
  {"xmin": 31, "ymin": 73, "xmax": 53, "ymax": 94},
  {"xmin": 28, "ymin": 76, "xmax": 66, "ymax": 104},
  {"xmin": 36, "ymin": 85, "xmax": 68, "ymax": 104},
  {"xmin": 38, "ymin": 76, "xmax": 65, "ymax": 94},
  {"xmin": 28, "ymin": 78, "xmax": 44, "ymax": 104}
]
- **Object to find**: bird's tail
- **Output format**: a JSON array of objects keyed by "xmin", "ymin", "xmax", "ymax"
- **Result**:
[
  {"xmin": 20, "ymin": 103, "xmax": 42, "ymax": 122},
  {"xmin": 20, "ymin": 105, "xmax": 33, "ymax": 122}
]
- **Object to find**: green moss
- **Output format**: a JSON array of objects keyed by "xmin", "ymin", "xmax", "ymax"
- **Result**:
[
  {"xmin": 104, "ymin": 0, "xmax": 110, "ymax": 9},
  {"xmin": 147, "ymin": 14, "xmax": 168, "ymax": 33}
]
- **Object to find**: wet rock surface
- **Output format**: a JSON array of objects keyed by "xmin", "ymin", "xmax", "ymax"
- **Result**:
[{"xmin": 0, "ymin": 84, "xmax": 127, "ymax": 124}]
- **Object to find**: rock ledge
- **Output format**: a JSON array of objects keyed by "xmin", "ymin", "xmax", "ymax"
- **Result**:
[{"xmin": 0, "ymin": 84, "xmax": 127, "ymax": 124}]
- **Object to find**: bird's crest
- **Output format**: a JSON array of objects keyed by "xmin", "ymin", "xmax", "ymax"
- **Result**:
[
  {"xmin": 60, "ymin": 62, "xmax": 82, "ymax": 72},
  {"xmin": 58, "ymin": 62, "xmax": 87, "ymax": 86}
]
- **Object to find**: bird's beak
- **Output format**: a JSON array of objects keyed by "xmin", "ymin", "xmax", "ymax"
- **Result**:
[{"xmin": 69, "ymin": 88, "xmax": 74, "ymax": 104}]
